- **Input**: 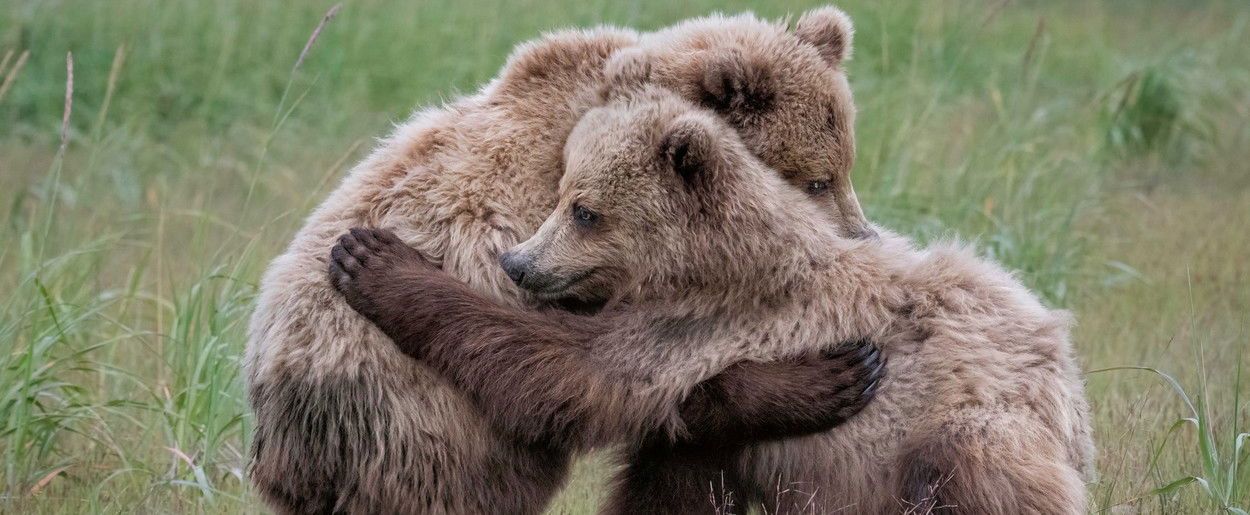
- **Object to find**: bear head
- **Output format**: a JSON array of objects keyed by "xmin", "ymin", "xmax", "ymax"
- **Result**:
[
  {"xmin": 501, "ymin": 85, "xmax": 837, "ymax": 308},
  {"xmin": 611, "ymin": 6, "xmax": 872, "ymax": 240}
]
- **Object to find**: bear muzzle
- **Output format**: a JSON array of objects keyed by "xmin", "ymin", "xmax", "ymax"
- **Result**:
[{"xmin": 499, "ymin": 251, "xmax": 532, "ymax": 287}]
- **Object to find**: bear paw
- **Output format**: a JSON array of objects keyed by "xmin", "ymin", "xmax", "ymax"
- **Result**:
[{"xmin": 329, "ymin": 227, "xmax": 431, "ymax": 322}]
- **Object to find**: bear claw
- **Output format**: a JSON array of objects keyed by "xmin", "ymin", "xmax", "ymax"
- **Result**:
[{"xmin": 329, "ymin": 227, "xmax": 430, "ymax": 319}]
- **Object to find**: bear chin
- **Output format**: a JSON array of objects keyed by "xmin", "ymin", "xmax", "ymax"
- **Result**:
[{"xmin": 552, "ymin": 295, "xmax": 608, "ymax": 315}]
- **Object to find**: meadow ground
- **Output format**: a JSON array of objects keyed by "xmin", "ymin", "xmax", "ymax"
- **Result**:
[{"xmin": 1, "ymin": 0, "xmax": 1247, "ymax": 513}]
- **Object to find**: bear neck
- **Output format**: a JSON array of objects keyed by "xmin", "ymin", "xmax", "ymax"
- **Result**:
[
  {"xmin": 637, "ymin": 181, "xmax": 917, "ymax": 350},
  {"xmin": 645, "ymin": 183, "xmax": 851, "ymax": 317},
  {"xmin": 640, "ymin": 230, "xmax": 915, "ymax": 360}
]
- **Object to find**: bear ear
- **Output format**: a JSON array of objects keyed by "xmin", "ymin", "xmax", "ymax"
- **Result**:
[
  {"xmin": 603, "ymin": 47, "xmax": 652, "ymax": 99},
  {"xmin": 663, "ymin": 115, "xmax": 723, "ymax": 193},
  {"xmin": 698, "ymin": 50, "xmax": 775, "ymax": 113},
  {"xmin": 794, "ymin": 6, "xmax": 854, "ymax": 66}
]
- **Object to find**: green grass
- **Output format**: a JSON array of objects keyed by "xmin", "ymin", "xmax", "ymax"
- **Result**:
[{"xmin": 1, "ymin": 0, "xmax": 1247, "ymax": 512}]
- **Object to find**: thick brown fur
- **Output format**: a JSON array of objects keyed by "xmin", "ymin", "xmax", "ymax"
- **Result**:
[
  {"xmin": 616, "ymin": 352, "xmax": 884, "ymax": 515},
  {"xmin": 329, "ymin": 227, "xmax": 882, "ymax": 450},
  {"xmin": 329, "ymin": 227, "xmax": 881, "ymax": 514},
  {"xmin": 326, "ymin": 226, "xmax": 881, "ymax": 514},
  {"xmin": 248, "ymin": 8, "xmax": 879, "ymax": 512},
  {"xmin": 331, "ymin": 85, "xmax": 1094, "ymax": 514}
]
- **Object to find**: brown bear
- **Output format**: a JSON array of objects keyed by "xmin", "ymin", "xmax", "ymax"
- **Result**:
[
  {"xmin": 328, "ymin": 83, "xmax": 1093, "ymax": 514},
  {"xmin": 247, "ymin": 6, "xmax": 879, "ymax": 514}
]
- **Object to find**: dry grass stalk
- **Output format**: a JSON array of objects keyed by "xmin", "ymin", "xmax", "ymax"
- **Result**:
[
  {"xmin": 293, "ymin": 3, "xmax": 342, "ymax": 75},
  {"xmin": 0, "ymin": 49, "xmax": 30, "ymax": 105},
  {"xmin": 58, "ymin": 52, "xmax": 73, "ymax": 158}
]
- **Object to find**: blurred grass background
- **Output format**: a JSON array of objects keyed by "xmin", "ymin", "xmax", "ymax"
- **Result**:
[{"xmin": 1, "ymin": 0, "xmax": 1247, "ymax": 512}]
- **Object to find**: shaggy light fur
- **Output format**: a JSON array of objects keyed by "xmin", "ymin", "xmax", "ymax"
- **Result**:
[
  {"xmin": 246, "ymin": 7, "xmax": 874, "ymax": 514},
  {"xmin": 330, "ymin": 85, "xmax": 1094, "ymax": 514}
]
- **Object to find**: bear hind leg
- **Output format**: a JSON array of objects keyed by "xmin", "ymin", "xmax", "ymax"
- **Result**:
[
  {"xmin": 895, "ymin": 421, "xmax": 1086, "ymax": 514},
  {"xmin": 605, "ymin": 444, "xmax": 745, "ymax": 515}
]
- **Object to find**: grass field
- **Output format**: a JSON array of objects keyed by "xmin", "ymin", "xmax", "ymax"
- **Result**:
[{"xmin": 2, "ymin": 0, "xmax": 1248, "ymax": 512}]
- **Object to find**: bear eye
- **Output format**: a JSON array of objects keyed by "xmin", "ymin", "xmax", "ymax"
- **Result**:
[
  {"xmin": 806, "ymin": 180, "xmax": 830, "ymax": 195},
  {"xmin": 572, "ymin": 204, "xmax": 599, "ymax": 227}
]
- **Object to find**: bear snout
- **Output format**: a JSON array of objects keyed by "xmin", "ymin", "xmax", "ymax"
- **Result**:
[
  {"xmin": 499, "ymin": 251, "xmax": 570, "ymax": 294},
  {"xmin": 499, "ymin": 251, "xmax": 531, "ymax": 286}
]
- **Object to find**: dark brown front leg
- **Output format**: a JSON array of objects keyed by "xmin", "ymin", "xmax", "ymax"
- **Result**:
[
  {"xmin": 328, "ymin": 227, "xmax": 675, "ymax": 450},
  {"xmin": 328, "ymin": 227, "xmax": 436, "ymax": 340},
  {"xmin": 677, "ymin": 340, "xmax": 884, "ymax": 448},
  {"xmin": 608, "ymin": 342, "xmax": 885, "ymax": 515}
]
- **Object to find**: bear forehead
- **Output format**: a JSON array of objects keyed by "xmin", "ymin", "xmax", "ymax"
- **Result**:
[{"xmin": 567, "ymin": 90, "xmax": 690, "ymax": 152}]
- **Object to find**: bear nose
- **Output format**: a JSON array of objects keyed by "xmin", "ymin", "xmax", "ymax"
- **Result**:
[{"xmin": 499, "ymin": 251, "xmax": 530, "ymax": 286}]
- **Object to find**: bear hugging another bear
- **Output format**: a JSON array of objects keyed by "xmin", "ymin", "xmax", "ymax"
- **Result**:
[
  {"xmin": 249, "ymin": 6, "xmax": 882, "ymax": 514},
  {"xmin": 248, "ymin": 4, "xmax": 1092, "ymax": 514},
  {"xmin": 328, "ymin": 84, "xmax": 1093, "ymax": 514}
]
